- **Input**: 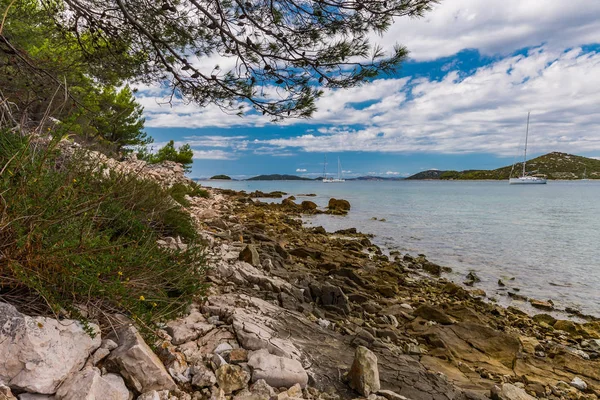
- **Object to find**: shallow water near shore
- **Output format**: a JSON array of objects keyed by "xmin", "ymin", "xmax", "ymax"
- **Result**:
[{"xmin": 204, "ymin": 179, "xmax": 600, "ymax": 317}]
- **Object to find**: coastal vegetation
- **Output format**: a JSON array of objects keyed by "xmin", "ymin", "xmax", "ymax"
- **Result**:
[
  {"xmin": 406, "ymin": 152, "xmax": 600, "ymax": 180},
  {"xmin": 0, "ymin": 132, "xmax": 205, "ymax": 333},
  {"xmin": 210, "ymin": 174, "xmax": 232, "ymax": 180}
]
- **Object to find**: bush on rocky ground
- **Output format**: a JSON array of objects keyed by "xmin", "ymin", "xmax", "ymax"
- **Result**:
[{"xmin": 0, "ymin": 131, "xmax": 206, "ymax": 335}]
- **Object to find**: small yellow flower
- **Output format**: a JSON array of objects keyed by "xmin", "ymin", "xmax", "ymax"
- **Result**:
[
  {"xmin": 72, "ymin": 178, "xmax": 77, "ymax": 183},
  {"xmin": 118, "ymin": 271, "xmax": 123, "ymax": 276},
  {"xmin": 152, "ymin": 302, "xmax": 157, "ymax": 307},
  {"xmin": 139, "ymin": 295, "xmax": 145, "ymax": 301}
]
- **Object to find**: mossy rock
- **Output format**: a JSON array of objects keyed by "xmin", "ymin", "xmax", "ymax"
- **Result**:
[
  {"xmin": 328, "ymin": 198, "xmax": 351, "ymax": 211},
  {"xmin": 301, "ymin": 201, "xmax": 317, "ymax": 211}
]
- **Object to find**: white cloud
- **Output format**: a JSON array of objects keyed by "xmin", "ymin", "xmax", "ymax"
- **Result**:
[
  {"xmin": 296, "ymin": 168, "xmax": 307, "ymax": 172},
  {"xmin": 193, "ymin": 150, "xmax": 237, "ymax": 160},
  {"xmin": 378, "ymin": 0, "xmax": 600, "ymax": 61},
  {"xmin": 261, "ymin": 47, "xmax": 600, "ymax": 156},
  {"xmin": 385, "ymin": 171, "xmax": 401, "ymax": 175}
]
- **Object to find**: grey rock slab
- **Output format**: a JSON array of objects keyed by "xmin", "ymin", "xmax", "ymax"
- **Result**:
[
  {"xmin": 247, "ymin": 349, "xmax": 308, "ymax": 389},
  {"xmin": 55, "ymin": 367, "xmax": 131, "ymax": 400},
  {"xmin": 17, "ymin": 395, "xmax": 55, "ymax": 400},
  {"xmin": 105, "ymin": 325, "xmax": 176, "ymax": 393},
  {"xmin": 0, "ymin": 302, "xmax": 101, "ymax": 394}
]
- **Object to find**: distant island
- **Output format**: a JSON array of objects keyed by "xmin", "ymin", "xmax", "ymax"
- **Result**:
[
  {"xmin": 245, "ymin": 174, "xmax": 406, "ymax": 181},
  {"xmin": 406, "ymin": 152, "xmax": 600, "ymax": 180},
  {"xmin": 210, "ymin": 174, "xmax": 232, "ymax": 180}
]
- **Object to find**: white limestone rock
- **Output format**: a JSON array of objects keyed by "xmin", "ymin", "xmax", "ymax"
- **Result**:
[
  {"xmin": 570, "ymin": 377, "xmax": 587, "ymax": 391},
  {"xmin": 55, "ymin": 367, "xmax": 131, "ymax": 400},
  {"xmin": 105, "ymin": 325, "xmax": 176, "ymax": 393},
  {"xmin": 491, "ymin": 383, "xmax": 536, "ymax": 400},
  {"xmin": 0, "ymin": 302, "xmax": 101, "ymax": 394},
  {"xmin": 247, "ymin": 349, "xmax": 308, "ymax": 389}
]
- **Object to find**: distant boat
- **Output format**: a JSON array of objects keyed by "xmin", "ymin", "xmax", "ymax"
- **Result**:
[
  {"xmin": 582, "ymin": 167, "xmax": 589, "ymax": 181},
  {"xmin": 323, "ymin": 156, "xmax": 345, "ymax": 183},
  {"xmin": 509, "ymin": 112, "xmax": 547, "ymax": 185}
]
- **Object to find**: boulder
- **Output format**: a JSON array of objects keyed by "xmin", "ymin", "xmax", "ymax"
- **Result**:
[
  {"xmin": 239, "ymin": 245, "xmax": 261, "ymax": 267},
  {"xmin": 247, "ymin": 349, "xmax": 308, "ymax": 389},
  {"xmin": 300, "ymin": 201, "xmax": 317, "ymax": 211},
  {"xmin": 233, "ymin": 379, "xmax": 275, "ymax": 400},
  {"xmin": 105, "ymin": 325, "xmax": 176, "ymax": 393},
  {"xmin": 348, "ymin": 346, "xmax": 380, "ymax": 396},
  {"xmin": 215, "ymin": 365, "xmax": 250, "ymax": 394},
  {"xmin": 0, "ymin": 302, "xmax": 101, "ymax": 394},
  {"xmin": 532, "ymin": 313, "xmax": 557, "ymax": 326},
  {"xmin": 55, "ymin": 368, "xmax": 130, "ymax": 400},
  {"xmin": 281, "ymin": 198, "xmax": 297, "ymax": 208},
  {"xmin": 422, "ymin": 261, "xmax": 442, "ymax": 276},
  {"xmin": 414, "ymin": 305, "xmax": 455, "ymax": 325},
  {"xmin": 318, "ymin": 284, "xmax": 351, "ymax": 314},
  {"xmin": 553, "ymin": 320, "xmax": 579, "ymax": 335},
  {"xmin": 328, "ymin": 198, "xmax": 351, "ymax": 212},
  {"xmin": 490, "ymin": 383, "xmax": 536, "ymax": 400},
  {"xmin": 529, "ymin": 299, "xmax": 553, "ymax": 311},
  {"xmin": 190, "ymin": 364, "xmax": 217, "ymax": 388}
]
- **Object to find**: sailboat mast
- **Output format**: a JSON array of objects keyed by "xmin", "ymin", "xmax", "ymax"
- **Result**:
[
  {"xmin": 523, "ymin": 112, "xmax": 530, "ymax": 177},
  {"xmin": 337, "ymin": 157, "xmax": 341, "ymax": 180},
  {"xmin": 323, "ymin": 156, "xmax": 327, "ymax": 180}
]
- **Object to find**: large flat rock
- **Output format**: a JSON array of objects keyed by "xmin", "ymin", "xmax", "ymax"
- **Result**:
[{"xmin": 0, "ymin": 302, "xmax": 101, "ymax": 394}]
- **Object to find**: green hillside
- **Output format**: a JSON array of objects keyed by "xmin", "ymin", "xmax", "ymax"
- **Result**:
[
  {"xmin": 407, "ymin": 152, "xmax": 600, "ymax": 180},
  {"xmin": 404, "ymin": 170, "xmax": 446, "ymax": 180}
]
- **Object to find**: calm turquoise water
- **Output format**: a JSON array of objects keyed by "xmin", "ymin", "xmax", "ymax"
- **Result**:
[{"xmin": 204, "ymin": 180, "xmax": 600, "ymax": 317}]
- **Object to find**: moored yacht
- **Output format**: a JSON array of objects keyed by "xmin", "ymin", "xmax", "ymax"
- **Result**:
[{"xmin": 509, "ymin": 112, "xmax": 547, "ymax": 185}]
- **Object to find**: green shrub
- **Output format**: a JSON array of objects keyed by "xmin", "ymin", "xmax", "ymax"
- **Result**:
[
  {"xmin": 169, "ymin": 182, "xmax": 210, "ymax": 207},
  {"xmin": 0, "ymin": 132, "xmax": 206, "ymax": 335}
]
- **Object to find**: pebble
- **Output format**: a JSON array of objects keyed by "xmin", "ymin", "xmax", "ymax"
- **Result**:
[
  {"xmin": 214, "ymin": 343, "xmax": 234, "ymax": 354},
  {"xmin": 317, "ymin": 318, "xmax": 331, "ymax": 329},
  {"xmin": 570, "ymin": 377, "xmax": 587, "ymax": 391}
]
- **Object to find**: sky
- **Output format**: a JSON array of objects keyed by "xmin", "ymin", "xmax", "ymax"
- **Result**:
[{"xmin": 135, "ymin": 0, "xmax": 600, "ymax": 179}]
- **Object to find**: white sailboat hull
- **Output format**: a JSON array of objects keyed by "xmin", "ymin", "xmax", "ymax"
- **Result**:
[
  {"xmin": 323, "ymin": 178, "xmax": 345, "ymax": 183},
  {"xmin": 509, "ymin": 177, "xmax": 547, "ymax": 184}
]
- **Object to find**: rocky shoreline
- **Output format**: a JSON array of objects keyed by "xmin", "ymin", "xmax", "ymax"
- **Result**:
[{"xmin": 2, "ymin": 158, "xmax": 600, "ymax": 400}]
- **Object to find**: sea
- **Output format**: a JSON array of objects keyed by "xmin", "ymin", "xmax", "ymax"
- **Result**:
[{"xmin": 203, "ymin": 179, "xmax": 600, "ymax": 318}]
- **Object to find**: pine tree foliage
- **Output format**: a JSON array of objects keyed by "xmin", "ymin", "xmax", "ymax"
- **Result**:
[{"xmin": 29, "ymin": 0, "xmax": 438, "ymax": 119}]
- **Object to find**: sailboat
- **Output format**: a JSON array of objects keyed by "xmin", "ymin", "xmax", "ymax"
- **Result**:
[
  {"xmin": 323, "ymin": 156, "xmax": 345, "ymax": 183},
  {"xmin": 582, "ymin": 167, "xmax": 589, "ymax": 181},
  {"xmin": 509, "ymin": 112, "xmax": 547, "ymax": 185}
]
